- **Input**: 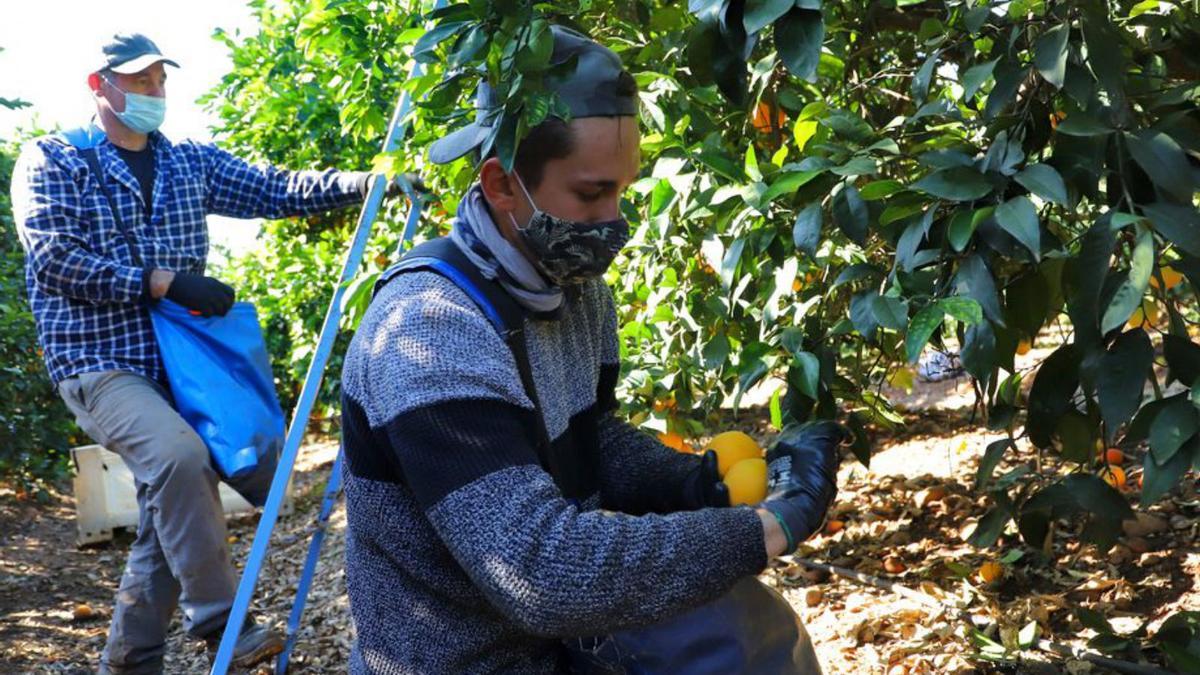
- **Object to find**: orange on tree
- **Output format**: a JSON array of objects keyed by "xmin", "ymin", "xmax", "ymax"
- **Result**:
[
  {"xmin": 752, "ymin": 101, "xmax": 786, "ymax": 135},
  {"xmin": 1149, "ymin": 265, "xmax": 1184, "ymax": 291},
  {"xmin": 723, "ymin": 458, "xmax": 768, "ymax": 506},
  {"xmin": 1101, "ymin": 464, "xmax": 1127, "ymax": 489},
  {"xmin": 1104, "ymin": 448, "xmax": 1124, "ymax": 465},
  {"xmin": 1126, "ymin": 300, "xmax": 1161, "ymax": 330},
  {"xmin": 704, "ymin": 430, "xmax": 763, "ymax": 477},
  {"xmin": 657, "ymin": 431, "xmax": 691, "ymax": 453},
  {"xmin": 1016, "ymin": 339, "xmax": 1032, "ymax": 356}
]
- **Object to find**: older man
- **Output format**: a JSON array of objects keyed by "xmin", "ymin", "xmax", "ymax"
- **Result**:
[{"xmin": 11, "ymin": 33, "xmax": 389, "ymax": 673}]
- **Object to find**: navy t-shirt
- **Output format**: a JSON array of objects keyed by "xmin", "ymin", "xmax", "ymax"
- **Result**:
[{"xmin": 114, "ymin": 145, "xmax": 156, "ymax": 217}]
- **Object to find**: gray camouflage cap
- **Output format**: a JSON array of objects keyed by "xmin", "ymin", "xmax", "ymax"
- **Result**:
[{"xmin": 428, "ymin": 25, "xmax": 637, "ymax": 165}]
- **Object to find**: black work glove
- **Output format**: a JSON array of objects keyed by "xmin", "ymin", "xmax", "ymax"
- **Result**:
[
  {"xmin": 354, "ymin": 172, "xmax": 429, "ymax": 200},
  {"xmin": 165, "ymin": 273, "xmax": 235, "ymax": 317},
  {"xmin": 677, "ymin": 449, "xmax": 731, "ymax": 510},
  {"xmin": 760, "ymin": 421, "xmax": 847, "ymax": 554}
]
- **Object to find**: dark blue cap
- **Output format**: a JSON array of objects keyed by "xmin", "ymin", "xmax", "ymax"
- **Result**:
[{"xmin": 99, "ymin": 33, "xmax": 180, "ymax": 74}]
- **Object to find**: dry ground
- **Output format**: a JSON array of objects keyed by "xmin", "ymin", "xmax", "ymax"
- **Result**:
[{"xmin": 3, "ymin": 357, "xmax": 1198, "ymax": 673}]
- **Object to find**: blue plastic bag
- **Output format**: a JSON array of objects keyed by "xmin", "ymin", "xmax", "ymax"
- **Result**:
[{"xmin": 150, "ymin": 299, "xmax": 285, "ymax": 480}]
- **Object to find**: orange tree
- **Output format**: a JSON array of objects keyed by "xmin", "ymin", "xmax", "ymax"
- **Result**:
[{"xmin": 209, "ymin": 0, "xmax": 1199, "ymax": 569}]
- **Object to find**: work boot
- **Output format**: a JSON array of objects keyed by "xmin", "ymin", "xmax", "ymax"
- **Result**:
[{"xmin": 205, "ymin": 619, "xmax": 285, "ymax": 669}]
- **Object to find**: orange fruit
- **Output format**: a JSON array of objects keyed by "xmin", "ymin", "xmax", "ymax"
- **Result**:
[
  {"xmin": 883, "ymin": 556, "xmax": 907, "ymax": 574},
  {"xmin": 1016, "ymin": 339, "xmax": 1032, "ymax": 356},
  {"xmin": 1127, "ymin": 300, "xmax": 1161, "ymax": 330},
  {"xmin": 825, "ymin": 519, "xmax": 845, "ymax": 535},
  {"xmin": 658, "ymin": 432, "xmax": 690, "ymax": 453},
  {"xmin": 752, "ymin": 101, "xmax": 787, "ymax": 135},
  {"xmin": 1104, "ymin": 448, "xmax": 1125, "ymax": 465},
  {"xmin": 704, "ymin": 431, "xmax": 763, "ymax": 477},
  {"xmin": 723, "ymin": 458, "xmax": 768, "ymax": 505},
  {"xmin": 1102, "ymin": 464, "xmax": 1127, "ymax": 489},
  {"xmin": 792, "ymin": 278, "xmax": 803, "ymax": 293},
  {"xmin": 1150, "ymin": 266, "xmax": 1184, "ymax": 291},
  {"xmin": 978, "ymin": 561, "xmax": 1004, "ymax": 584},
  {"xmin": 652, "ymin": 394, "xmax": 677, "ymax": 413}
]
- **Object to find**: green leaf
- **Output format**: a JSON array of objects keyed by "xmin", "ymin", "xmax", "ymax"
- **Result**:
[
  {"xmin": 831, "ymin": 263, "xmax": 882, "ymax": 290},
  {"xmin": 968, "ymin": 502, "xmax": 1014, "ymax": 548},
  {"xmin": 905, "ymin": 303, "xmax": 945, "ymax": 363},
  {"xmin": 1082, "ymin": 12, "xmax": 1125, "ymax": 101},
  {"xmin": 413, "ymin": 21, "xmax": 469, "ymax": 62},
  {"xmin": 1164, "ymin": 335, "xmax": 1200, "ymax": 386},
  {"xmin": 1143, "ymin": 203, "xmax": 1200, "ymax": 259},
  {"xmin": 770, "ymin": 387, "xmax": 784, "ymax": 429},
  {"xmin": 1026, "ymin": 344, "xmax": 1080, "ymax": 448},
  {"xmin": 1096, "ymin": 329, "xmax": 1153, "ymax": 441},
  {"xmin": 912, "ymin": 49, "xmax": 940, "ymax": 103},
  {"xmin": 775, "ymin": 8, "xmax": 824, "ymax": 82},
  {"xmin": 961, "ymin": 58, "xmax": 999, "ymax": 101},
  {"xmin": 1033, "ymin": 23, "xmax": 1069, "ymax": 88},
  {"xmin": 961, "ymin": 320, "xmax": 997, "ymax": 386},
  {"xmin": 913, "ymin": 167, "xmax": 993, "ymax": 201},
  {"xmin": 977, "ymin": 438, "xmax": 1014, "ymax": 490},
  {"xmin": 1102, "ymin": 225, "xmax": 1155, "ymax": 335},
  {"xmin": 763, "ymin": 170, "xmax": 822, "ymax": 202},
  {"xmin": 744, "ymin": 0, "xmax": 793, "ymax": 34},
  {"xmin": 792, "ymin": 350, "xmax": 821, "ymax": 399},
  {"xmin": 1149, "ymin": 399, "xmax": 1199, "ymax": 466},
  {"xmin": 939, "ymin": 297, "xmax": 983, "ymax": 325},
  {"xmin": 994, "ymin": 196, "xmax": 1041, "ymax": 261},
  {"xmin": 1055, "ymin": 113, "xmax": 1113, "ymax": 137},
  {"xmin": 859, "ymin": 180, "xmax": 904, "ymax": 200},
  {"xmin": 870, "ymin": 294, "xmax": 908, "ymax": 331},
  {"xmin": 703, "ymin": 332, "xmax": 731, "ymax": 368},
  {"xmin": 985, "ymin": 60, "xmax": 1025, "ymax": 119},
  {"xmin": 792, "ymin": 202, "xmax": 822, "ymax": 257},
  {"xmin": 955, "ymin": 255, "xmax": 1005, "ymax": 326},
  {"xmin": 948, "ymin": 207, "xmax": 991, "ymax": 252},
  {"xmin": 832, "ymin": 184, "xmax": 868, "ymax": 245},
  {"xmin": 1125, "ymin": 130, "xmax": 1197, "ymax": 202},
  {"xmin": 1141, "ymin": 441, "xmax": 1194, "ymax": 506},
  {"xmin": 1014, "ymin": 163, "xmax": 1068, "ymax": 205}
]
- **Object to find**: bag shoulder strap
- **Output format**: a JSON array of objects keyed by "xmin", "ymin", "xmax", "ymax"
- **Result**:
[
  {"xmin": 375, "ymin": 238, "xmax": 553, "ymax": 460},
  {"xmin": 62, "ymin": 126, "xmax": 144, "ymax": 267}
]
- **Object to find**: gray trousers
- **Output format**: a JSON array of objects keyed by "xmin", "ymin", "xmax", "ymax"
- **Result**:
[{"xmin": 59, "ymin": 370, "xmax": 275, "ymax": 674}]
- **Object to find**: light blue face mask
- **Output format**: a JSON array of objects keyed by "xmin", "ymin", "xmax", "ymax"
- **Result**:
[{"xmin": 103, "ymin": 76, "xmax": 166, "ymax": 134}]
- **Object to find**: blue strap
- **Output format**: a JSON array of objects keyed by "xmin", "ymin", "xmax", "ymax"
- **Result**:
[{"xmin": 379, "ymin": 255, "xmax": 508, "ymax": 335}]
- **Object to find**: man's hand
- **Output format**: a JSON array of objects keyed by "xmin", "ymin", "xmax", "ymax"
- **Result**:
[
  {"xmin": 759, "ymin": 421, "xmax": 847, "ymax": 554},
  {"xmin": 355, "ymin": 172, "xmax": 430, "ymax": 200},
  {"xmin": 163, "ymin": 272, "xmax": 236, "ymax": 317},
  {"xmin": 678, "ymin": 449, "xmax": 730, "ymax": 509}
]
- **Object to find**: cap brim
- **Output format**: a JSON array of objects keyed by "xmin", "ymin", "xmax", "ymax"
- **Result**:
[
  {"xmin": 109, "ymin": 54, "xmax": 180, "ymax": 74},
  {"xmin": 428, "ymin": 122, "xmax": 491, "ymax": 165}
]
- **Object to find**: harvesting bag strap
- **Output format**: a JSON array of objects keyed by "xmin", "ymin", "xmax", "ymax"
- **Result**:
[
  {"xmin": 62, "ymin": 126, "xmax": 146, "ymax": 268},
  {"xmin": 374, "ymin": 237, "xmax": 555, "ymax": 473}
]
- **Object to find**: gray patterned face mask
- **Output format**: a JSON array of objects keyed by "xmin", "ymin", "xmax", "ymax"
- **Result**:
[{"xmin": 509, "ymin": 174, "xmax": 630, "ymax": 286}]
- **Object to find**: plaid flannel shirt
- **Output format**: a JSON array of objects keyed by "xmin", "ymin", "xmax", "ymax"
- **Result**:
[{"xmin": 11, "ymin": 125, "xmax": 365, "ymax": 385}]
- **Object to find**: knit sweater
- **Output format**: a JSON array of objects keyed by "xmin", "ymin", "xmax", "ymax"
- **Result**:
[{"xmin": 339, "ymin": 259, "xmax": 768, "ymax": 674}]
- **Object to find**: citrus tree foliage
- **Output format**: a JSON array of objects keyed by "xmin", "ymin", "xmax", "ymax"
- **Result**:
[
  {"xmin": 208, "ymin": 1, "xmax": 1200, "ymax": 559},
  {"xmin": 1, "ymin": 89, "xmax": 81, "ymax": 489}
]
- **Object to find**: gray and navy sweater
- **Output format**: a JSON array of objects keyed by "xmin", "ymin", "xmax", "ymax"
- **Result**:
[{"xmin": 340, "ymin": 262, "xmax": 768, "ymax": 674}]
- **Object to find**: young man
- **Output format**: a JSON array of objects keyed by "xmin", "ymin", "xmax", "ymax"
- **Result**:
[
  {"xmin": 340, "ymin": 26, "xmax": 841, "ymax": 673},
  {"xmin": 11, "ymin": 33, "xmax": 396, "ymax": 673}
]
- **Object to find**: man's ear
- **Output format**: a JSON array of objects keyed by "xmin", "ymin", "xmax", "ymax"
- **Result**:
[
  {"xmin": 478, "ymin": 157, "xmax": 520, "ymax": 213},
  {"xmin": 87, "ymin": 72, "xmax": 103, "ymax": 95}
]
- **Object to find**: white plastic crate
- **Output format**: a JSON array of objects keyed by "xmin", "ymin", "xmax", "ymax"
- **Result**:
[{"xmin": 71, "ymin": 444, "xmax": 292, "ymax": 546}]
